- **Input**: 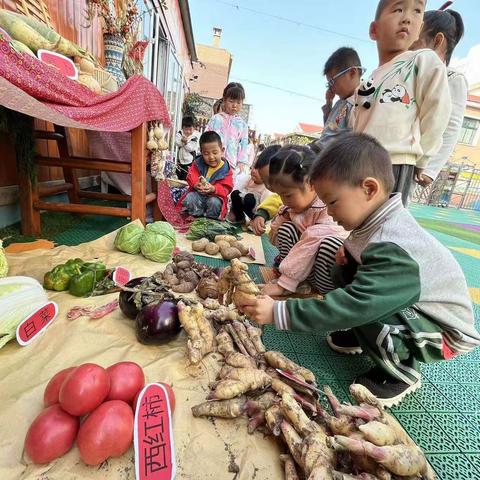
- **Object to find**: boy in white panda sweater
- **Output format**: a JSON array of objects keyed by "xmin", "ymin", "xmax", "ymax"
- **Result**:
[{"xmin": 353, "ymin": 0, "xmax": 451, "ymax": 205}]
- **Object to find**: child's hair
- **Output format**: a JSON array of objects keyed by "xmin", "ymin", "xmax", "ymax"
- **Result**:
[
  {"xmin": 213, "ymin": 98, "xmax": 223, "ymax": 114},
  {"xmin": 254, "ymin": 144, "xmax": 281, "ymax": 170},
  {"xmin": 323, "ymin": 47, "xmax": 362, "ymax": 76},
  {"xmin": 375, "ymin": 0, "xmax": 427, "ymax": 20},
  {"xmin": 269, "ymin": 145, "xmax": 316, "ymax": 187},
  {"xmin": 182, "ymin": 115, "xmax": 195, "ymax": 128},
  {"xmin": 310, "ymin": 133, "xmax": 395, "ymax": 193},
  {"xmin": 422, "ymin": 9, "xmax": 464, "ymax": 65},
  {"xmin": 200, "ymin": 131, "xmax": 222, "ymax": 148},
  {"xmin": 223, "ymin": 82, "xmax": 245, "ymax": 101}
]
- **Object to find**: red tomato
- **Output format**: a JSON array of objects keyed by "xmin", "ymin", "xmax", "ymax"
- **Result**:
[
  {"xmin": 24, "ymin": 404, "xmax": 79, "ymax": 464},
  {"xmin": 132, "ymin": 382, "xmax": 175, "ymax": 414},
  {"xmin": 59, "ymin": 363, "xmax": 110, "ymax": 416},
  {"xmin": 106, "ymin": 361, "xmax": 145, "ymax": 403},
  {"xmin": 77, "ymin": 400, "xmax": 134, "ymax": 465},
  {"xmin": 43, "ymin": 367, "xmax": 76, "ymax": 407}
]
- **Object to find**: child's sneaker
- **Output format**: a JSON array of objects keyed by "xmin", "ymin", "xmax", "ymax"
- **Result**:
[
  {"xmin": 326, "ymin": 330, "xmax": 363, "ymax": 355},
  {"xmin": 354, "ymin": 367, "xmax": 421, "ymax": 408}
]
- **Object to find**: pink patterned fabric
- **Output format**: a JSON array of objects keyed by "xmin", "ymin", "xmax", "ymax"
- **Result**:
[
  {"xmin": 156, "ymin": 180, "xmax": 193, "ymax": 232},
  {"xmin": 0, "ymin": 39, "xmax": 170, "ymax": 131}
]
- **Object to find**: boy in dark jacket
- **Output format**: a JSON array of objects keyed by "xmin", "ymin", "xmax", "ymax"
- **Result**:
[
  {"xmin": 241, "ymin": 133, "xmax": 480, "ymax": 407},
  {"xmin": 178, "ymin": 131, "xmax": 233, "ymax": 219}
]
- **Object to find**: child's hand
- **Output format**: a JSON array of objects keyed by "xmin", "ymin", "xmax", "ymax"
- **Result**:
[
  {"xmin": 203, "ymin": 183, "xmax": 215, "ymax": 194},
  {"xmin": 250, "ymin": 216, "xmax": 266, "ymax": 235},
  {"xmin": 240, "ymin": 295, "xmax": 275, "ymax": 325},
  {"xmin": 335, "ymin": 246, "xmax": 348, "ymax": 265},
  {"xmin": 414, "ymin": 167, "xmax": 433, "ymax": 187},
  {"xmin": 262, "ymin": 282, "xmax": 288, "ymax": 297},
  {"xmin": 325, "ymin": 87, "xmax": 335, "ymax": 105}
]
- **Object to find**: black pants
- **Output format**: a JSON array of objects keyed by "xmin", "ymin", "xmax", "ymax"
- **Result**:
[
  {"xmin": 392, "ymin": 164, "xmax": 415, "ymax": 206},
  {"xmin": 230, "ymin": 190, "xmax": 257, "ymax": 221},
  {"xmin": 177, "ymin": 163, "xmax": 192, "ymax": 181},
  {"xmin": 277, "ymin": 221, "xmax": 343, "ymax": 294}
]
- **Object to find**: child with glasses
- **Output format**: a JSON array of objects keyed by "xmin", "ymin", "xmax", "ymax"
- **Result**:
[{"xmin": 311, "ymin": 47, "xmax": 364, "ymax": 150}]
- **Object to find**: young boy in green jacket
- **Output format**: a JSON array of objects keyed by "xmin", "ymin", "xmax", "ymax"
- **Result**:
[{"xmin": 241, "ymin": 133, "xmax": 480, "ymax": 407}]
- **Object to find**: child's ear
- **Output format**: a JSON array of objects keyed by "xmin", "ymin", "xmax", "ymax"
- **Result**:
[
  {"xmin": 369, "ymin": 21, "xmax": 378, "ymax": 41},
  {"xmin": 362, "ymin": 177, "xmax": 380, "ymax": 199}
]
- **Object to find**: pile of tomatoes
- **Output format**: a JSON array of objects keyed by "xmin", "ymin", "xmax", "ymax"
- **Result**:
[{"xmin": 24, "ymin": 361, "xmax": 175, "ymax": 465}]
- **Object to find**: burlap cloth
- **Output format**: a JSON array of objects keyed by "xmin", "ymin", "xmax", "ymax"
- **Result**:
[{"xmin": 0, "ymin": 222, "xmax": 282, "ymax": 479}]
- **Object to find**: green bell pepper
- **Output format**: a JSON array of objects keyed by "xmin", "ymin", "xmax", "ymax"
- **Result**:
[
  {"xmin": 43, "ymin": 268, "xmax": 72, "ymax": 291},
  {"xmin": 69, "ymin": 269, "xmax": 95, "ymax": 297},
  {"xmin": 44, "ymin": 258, "xmax": 107, "ymax": 296},
  {"xmin": 83, "ymin": 262, "xmax": 107, "ymax": 282}
]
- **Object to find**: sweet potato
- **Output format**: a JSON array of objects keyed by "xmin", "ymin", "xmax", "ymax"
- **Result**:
[
  {"xmin": 216, "ymin": 330, "xmax": 235, "ymax": 356},
  {"xmin": 265, "ymin": 404, "xmax": 284, "ymax": 436},
  {"xmin": 178, "ymin": 301, "xmax": 216, "ymax": 364},
  {"xmin": 280, "ymin": 454, "xmax": 300, "ymax": 480},
  {"xmin": 328, "ymin": 435, "xmax": 429, "ymax": 477},
  {"xmin": 192, "ymin": 397, "xmax": 247, "ymax": 418},
  {"xmin": 209, "ymin": 368, "xmax": 271, "ymax": 399},
  {"xmin": 264, "ymin": 351, "xmax": 316, "ymax": 383},
  {"xmin": 225, "ymin": 352, "xmax": 256, "ymax": 369},
  {"xmin": 358, "ymin": 421, "xmax": 400, "ymax": 446}
]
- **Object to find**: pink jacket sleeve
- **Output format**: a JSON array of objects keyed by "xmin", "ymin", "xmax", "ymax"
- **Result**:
[{"xmin": 277, "ymin": 223, "xmax": 348, "ymax": 292}]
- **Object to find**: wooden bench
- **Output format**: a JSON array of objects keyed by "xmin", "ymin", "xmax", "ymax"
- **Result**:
[{"xmin": 18, "ymin": 123, "xmax": 160, "ymax": 236}]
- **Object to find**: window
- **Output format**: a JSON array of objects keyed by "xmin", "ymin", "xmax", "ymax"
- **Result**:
[{"xmin": 458, "ymin": 117, "xmax": 480, "ymax": 145}]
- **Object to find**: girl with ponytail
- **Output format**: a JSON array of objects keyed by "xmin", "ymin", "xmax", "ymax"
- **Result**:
[{"xmin": 411, "ymin": 8, "xmax": 468, "ymax": 186}]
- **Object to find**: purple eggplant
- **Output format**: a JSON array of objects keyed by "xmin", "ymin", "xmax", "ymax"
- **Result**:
[
  {"xmin": 119, "ymin": 277, "xmax": 147, "ymax": 319},
  {"xmin": 135, "ymin": 301, "xmax": 181, "ymax": 345}
]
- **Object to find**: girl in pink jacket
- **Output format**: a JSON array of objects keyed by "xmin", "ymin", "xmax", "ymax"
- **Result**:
[
  {"xmin": 263, "ymin": 145, "xmax": 349, "ymax": 296},
  {"xmin": 206, "ymin": 82, "xmax": 249, "ymax": 175}
]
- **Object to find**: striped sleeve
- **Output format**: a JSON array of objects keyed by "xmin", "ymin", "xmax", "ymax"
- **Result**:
[{"xmin": 273, "ymin": 301, "xmax": 291, "ymax": 331}]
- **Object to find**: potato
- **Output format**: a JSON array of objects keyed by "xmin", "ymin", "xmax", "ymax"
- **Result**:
[
  {"xmin": 215, "ymin": 240, "xmax": 231, "ymax": 250},
  {"xmin": 214, "ymin": 235, "xmax": 237, "ymax": 244},
  {"xmin": 221, "ymin": 247, "xmax": 242, "ymax": 260},
  {"xmin": 205, "ymin": 242, "xmax": 220, "ymax": 255},
  {"xmin": 192, "ymin": 238, "xmax": 209, "ymax": 252},
  {"xmin": 230, "ymin": 241, "xmax": 249, "ymax": 256}
]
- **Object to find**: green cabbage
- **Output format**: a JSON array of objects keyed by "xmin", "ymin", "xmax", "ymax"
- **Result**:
[
  {"xmin": 145, "ymin": 221, "xmax": 176, "ymax": 243},
  {"xmin": 114, "ymin": 224, "xmax": 145, "ymax": 254},
  {"xmin": 140, "ymin": 222, "xmax": 176, "ymax": 263}
]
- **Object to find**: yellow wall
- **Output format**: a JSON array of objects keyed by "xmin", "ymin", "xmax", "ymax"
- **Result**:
[
  {"xmin": 451, "ymin": 103, "xmax": 480, "ymax": 167},
  {"xmin": 191, "ymin": 44, "xmax": 232, "ymax": 99}
]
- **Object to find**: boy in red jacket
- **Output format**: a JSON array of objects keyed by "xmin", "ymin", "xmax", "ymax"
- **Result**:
[{"xmin": 178, "ymin": 131, "xmax": 233, "ymax": 219}]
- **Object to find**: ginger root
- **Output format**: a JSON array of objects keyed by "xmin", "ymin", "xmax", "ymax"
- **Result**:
[
  {"xmin": 218, "ymin": 259, "xmax": 260, "ymax": 313},
  {"xmin": 178, "ymin": 301, "xmax": 216, "ymax": 364}
]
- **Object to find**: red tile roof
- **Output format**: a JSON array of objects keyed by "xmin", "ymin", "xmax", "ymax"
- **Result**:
[{"xmin": 298, "ymin": 122, "xmax": 323, "ymax": 134}]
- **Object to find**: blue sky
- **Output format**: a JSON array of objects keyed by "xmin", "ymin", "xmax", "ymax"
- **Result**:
[{"xmin": 189, "ymin": 0, "xmax": 479, "ymax": 135}]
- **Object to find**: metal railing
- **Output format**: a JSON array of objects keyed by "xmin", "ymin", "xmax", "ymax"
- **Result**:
[{"xmin": 411, "ymin": 162, "xmax": 480, "ymax": 211}]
